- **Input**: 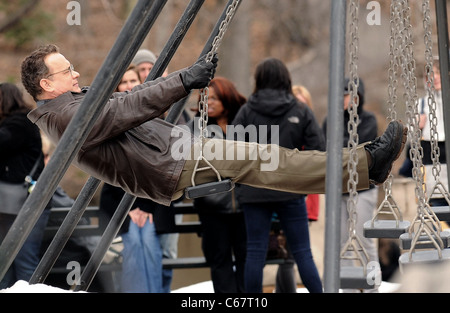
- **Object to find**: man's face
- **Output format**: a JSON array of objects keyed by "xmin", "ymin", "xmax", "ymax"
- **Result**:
[
  {"xmin": 343, "ymin": 94, "xmax": 350, "ymax": 111},
  {"xmin": 424, "ymin": 64, "xmax": 442, "ymax": 92},
  {"xmin": 433, "ymin": 65, "xmax": 441, "ymax": 91},
  {"xmin": 136, "ymin": 62, "xmax": 153, "ymax": 83},
  {"xmin": 41, "ymin": 53, "xmax": 81, "ymax": 99}
]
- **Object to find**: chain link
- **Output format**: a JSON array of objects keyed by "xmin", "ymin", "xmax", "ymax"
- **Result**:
[
  {"xmin": 422, "ymin": 0, "xmax": 442, "ymax": 183},
  {"xmin": 197, "ymin": 0, "xmax": 240, "ymax": 150},
  {"xmin": 422, "ymin": 0, "xmax": 450, "ymax": 208},
  {"xmin": 340, "ymin": 0, "xmax": 370, "ymax": 271},
  {"xmin": 374, "ymin": 0, "xmax": 404, "ymax": 224},
  {"xmin": 346, "ymin": 0, "xmax": 360, "ymax": 241},
  {"xmin": 191, "ymin": 0, "xmax": 240, "ymax": 186},
  {"xmin": 398, "ymin": 0, "xmax": 444, "ymax": 257}
]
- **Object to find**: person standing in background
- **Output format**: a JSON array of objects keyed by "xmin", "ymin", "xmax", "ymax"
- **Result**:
[
  {"xmin": 189, "ymin": 77, "xmax": 247, "ymax": 293},
  {"xmin": 272, "ymin": 84, "xmax": 322, "ymax": 293},
  {"xmin": 322, "ymin": 77, "xmax": 379, "ymax": 293},
  {"xmin": 132, "ymin": 49, "xmax": 169, "ymax": 82},
  {"xmin": 0, "ymin": 83, "xmax": 48, "ymax": 289},
  {"xmin": 232, "ymin": 58, "xmax": 324, "ymax": 293},
  {"xmin": 292, "ymin": 84, "xmax": 320, "ymax": 222}
]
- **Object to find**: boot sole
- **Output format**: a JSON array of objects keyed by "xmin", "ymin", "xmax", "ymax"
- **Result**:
[{"xmin": 371, "ymin": 122, "xmax": 408, "ymax": 185}]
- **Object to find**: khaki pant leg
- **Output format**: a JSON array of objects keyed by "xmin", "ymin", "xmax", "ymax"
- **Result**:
[{"xmin": 173, "ymin": 139, "xmax": 370, "ymax": 200}]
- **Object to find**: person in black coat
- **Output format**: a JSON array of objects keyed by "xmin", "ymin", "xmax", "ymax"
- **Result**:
[
  {"xmin": 232, "ymin": 58, "xmax": 324, "ymax": 293},
  {"xmin": 0, "ymin": 82, "xmax": 48, "ymax": 288}
]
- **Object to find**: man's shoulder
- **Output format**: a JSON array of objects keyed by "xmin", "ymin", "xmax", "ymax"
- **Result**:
[{"xmin": 28, "ymin": 91, "xmax": 83, "ymax": 121}]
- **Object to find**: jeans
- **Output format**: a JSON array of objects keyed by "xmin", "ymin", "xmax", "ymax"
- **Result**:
[
  {"xmin": 158, "ymin": 224, "xmax": 180, "ymax": 293},
  {"xmin": 0, "ymin": 209, "xmax": 50, "ymax": 289},
  {"xmin": 242, "ymin": 198, "xmax": 323, "ymax": 293},
  {"xmin": 120, "ymin": 219, "xmax": 163, "ymax": 293}
]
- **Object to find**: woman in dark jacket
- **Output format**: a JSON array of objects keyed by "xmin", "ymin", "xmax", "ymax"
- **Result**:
[
  {"xmin": 232, "ymin": 58, "xmax": 324, "ymax": 293},
  {"xmin": 0, "ymin": 82, "xmax": 47, "ymax": 288},
  {"xmin": 189, "ymin": 77, "xmax": 247, "ymax": 293}
]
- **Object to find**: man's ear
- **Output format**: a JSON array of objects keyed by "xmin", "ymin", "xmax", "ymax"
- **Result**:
[{"xmin": 39, "ymin": 78, "xmax": 53, "ymax": 93}]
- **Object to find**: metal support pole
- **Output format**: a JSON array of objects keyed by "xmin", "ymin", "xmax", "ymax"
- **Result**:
[
  {"xmin": 29, "ymin": 176, "xmax": 101, "ymax": 284},
  {"xmin": 435, "ymin": 0, "xmax": 450, "ymax": 189},
  {"xmin": 74, "ymin": 193, "xmax": 136, "ymax": 291},
  {"xmin": 324, "ymin": 0, "xmax": 347, "ymax": 293},
  {"xmin": 0, "ymin": 0, "xmax": 165, "ymax": 282}
]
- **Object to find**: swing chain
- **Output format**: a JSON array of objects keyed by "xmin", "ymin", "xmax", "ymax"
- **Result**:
[
  {"xmin": 398, "ymin": 0, "xmax": 443, "ymax": 255},
  {"xmin": 381, "ymin": 1, "xmax": 403, "ymax": 204},
  {"xmin": 191, "ymin": 0, "xmax": 240, "ymax": 187},
  {"xmin": 398, "ymin": 0, "xmax": 426, "ymax": 211},
  {"xmin": 340, "ymin": 0, "xmax": 370, "ymax": 271},
  {"xmin": 387, "ymin": 1, "xmax": 400, "ymax": 123},
  {"xmin": 346, "ymin": 0, "xmax": 360, "ymax": 240},
  {"xmin": 197, "ymin": 0, "xmax": 240, "ymax": 148},
  {"xmin": 422, "ymin": 0, "xmax": 441, "ymax": 181}
]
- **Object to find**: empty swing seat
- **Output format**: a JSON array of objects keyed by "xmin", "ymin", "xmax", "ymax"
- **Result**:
[
  {"xmin": 399, "ymin": 249, "xmax": 450, "ymax": 271},
  {"xmin": 363, "ymin": 220, "xmax": 410, "ymax": 238},
  {"xmin": 340, "ymin": 267, "xmax": 379, "ymax": 289},
  {"xmin": 399, "ymin": 231, "xmax": 450, "ymax": 250},
  {"xmin": 185, "ymin": 179, "xmax": 234, "ymax": 199},
  {"xmin": 432, "ymin": 206, "xmax": 450, "ymax": 221}
]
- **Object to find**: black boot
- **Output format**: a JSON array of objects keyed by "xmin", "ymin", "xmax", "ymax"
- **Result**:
[{"xmin": 365, "ymin": 120, "xmax": 408, "ymax": 185}]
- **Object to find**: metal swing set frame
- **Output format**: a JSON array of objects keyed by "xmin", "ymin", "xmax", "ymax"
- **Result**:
[
  {"xmin": 0, "ymin": 0, "xmax": 450, "ymax": 294},
  {"xmin": 324, "ymin": 0, "xmax": 450, "ymax": 293}
]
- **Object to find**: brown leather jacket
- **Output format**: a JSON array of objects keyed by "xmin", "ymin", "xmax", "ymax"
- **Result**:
[{"xmin": 28, "ymin": 73, "xmax": 194, "ymax": 206}]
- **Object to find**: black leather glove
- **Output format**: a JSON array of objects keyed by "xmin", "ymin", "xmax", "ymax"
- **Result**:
[{"xmin": 180, "ymin": 53, "xmax": 218, "ymax": 91}]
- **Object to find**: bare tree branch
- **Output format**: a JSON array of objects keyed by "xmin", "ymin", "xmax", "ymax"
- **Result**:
[{"xmin": 0, "ymin": 0, "xmax": 41, "ymax": 34}]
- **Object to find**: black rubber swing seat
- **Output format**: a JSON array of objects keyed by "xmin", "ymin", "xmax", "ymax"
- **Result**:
[
  {"xmin": 431, "ymin": 206, "xmax": 450, "ymax": 221},
  {"xmin": 399, "ymin": 231, "xmax": 450, "ymax": 250},
  {"xmin": 185, "ymin": 179, "xmax": 234, "ymax": 199},
  {"xmin": 399, "ymin": 249, "xmax": 450, "ymax": 271},
  {"xmin": 363, "ymin": 220, "xmax": 410, "ymax": 238},
  {"xmin": 340, "ymin": 267, "xmax": 379, "ymax": 289}
]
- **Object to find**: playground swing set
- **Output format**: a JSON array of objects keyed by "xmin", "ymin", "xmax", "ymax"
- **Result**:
[{"xmin": 1, "ymin": 0, "xmax": 450, "ymax": 293}]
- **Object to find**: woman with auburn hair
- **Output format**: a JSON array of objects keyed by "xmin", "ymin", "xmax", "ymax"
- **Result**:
[{"xmin": 189, "ymin": 76, "xmax": 247, "ymax": 293}]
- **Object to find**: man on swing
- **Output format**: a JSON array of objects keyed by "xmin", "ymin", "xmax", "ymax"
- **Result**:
[{"xmin": 21, "ymin": 44, "xmax": 407, "ymax": 206}]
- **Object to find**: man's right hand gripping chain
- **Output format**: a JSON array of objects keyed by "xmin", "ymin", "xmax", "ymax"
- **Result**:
[{"xmin": 180, "ymin": 53, "xmax": 219, "ymax": 91}]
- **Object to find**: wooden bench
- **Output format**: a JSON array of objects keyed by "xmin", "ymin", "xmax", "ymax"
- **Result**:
[{"xmin": 43, "ymin": 201, "xmax": 287, "ymax": 277}]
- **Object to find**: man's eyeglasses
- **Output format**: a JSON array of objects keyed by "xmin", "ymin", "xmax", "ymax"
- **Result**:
[{"xmin": 46, "ymin": 64, "xmax": 74, "ymax": 78}]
